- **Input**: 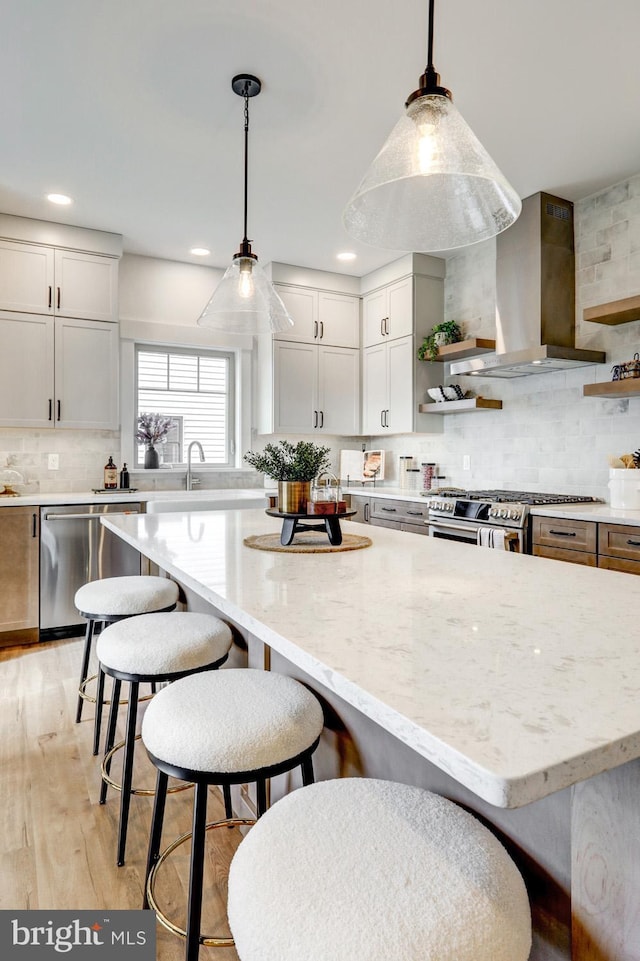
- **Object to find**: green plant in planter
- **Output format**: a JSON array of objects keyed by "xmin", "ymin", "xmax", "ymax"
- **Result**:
[
  {"xmin": 244, "ymin": 440, "xmax": 331, "ymax": 481},
  {"xmin": 417, "ymin": 321, "xmax": 463, "ymax": 362}
]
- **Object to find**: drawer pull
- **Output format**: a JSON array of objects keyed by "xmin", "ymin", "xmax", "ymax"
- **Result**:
[
  {"xmin": 549, "ymin": 530, "xmax": 576, "ymax": 537},
  {"xmin": 406, "ymin": 510, "xmax": 423, "ymax": 516},
  {"xmin": 381, "ymin": 507, "xmax": 397, "ymax": 513},
  {"xmin": 626, "ymin": 539, "xmax": 640, "ymax": 547}
]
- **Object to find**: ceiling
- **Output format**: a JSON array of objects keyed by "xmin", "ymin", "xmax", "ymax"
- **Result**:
[{"xmin": 2, "ymin": 0, "xmax": 640, "ymax": 278}]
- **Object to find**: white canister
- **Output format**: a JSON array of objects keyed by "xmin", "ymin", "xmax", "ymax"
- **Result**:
[{"xmin": 608, "ymin": 468, "xmax": 640, "ymax": 510}]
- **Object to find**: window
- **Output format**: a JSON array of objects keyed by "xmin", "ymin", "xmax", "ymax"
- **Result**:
[{"xmin": 134, "ymin": 345, "xmax": 235, "ymax": 468}]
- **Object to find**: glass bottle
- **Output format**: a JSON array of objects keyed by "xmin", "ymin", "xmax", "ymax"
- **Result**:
[{"xmin": 104, "ymin": 456, "xmax": 117, "ymax": 489}]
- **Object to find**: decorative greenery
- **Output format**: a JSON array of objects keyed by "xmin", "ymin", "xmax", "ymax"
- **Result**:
[
  {"xmin": 244, "ymin": 440, "xmax": 331, "ymax": 481},
  {"xmin": 417, "ymin": 321, "xmax": 463, "ymax": 362},
  {"xmin": 136, "ymin": 412, "xmax": 173, "ymax": 446}
]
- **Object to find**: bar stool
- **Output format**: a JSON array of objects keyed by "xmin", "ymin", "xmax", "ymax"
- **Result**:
[
  {"xmin": 74, "ymin": 575, "xmax": 180, "ymax": 753},
  {"xmin": 140, "ymin": 668, "xmax": 324, "ymax": 961},
  {"xmin": 97, "ymin": 611, "xmax": 233, "ymax": 867},
  {"xmin": 227, "ymin": 778, "xmax": 532, "ymax": 961}
]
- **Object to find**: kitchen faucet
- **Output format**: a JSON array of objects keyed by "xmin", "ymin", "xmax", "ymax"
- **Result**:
[{"xmin": 186, "ymin": 441, "xmax": 205, "ymax": 491}]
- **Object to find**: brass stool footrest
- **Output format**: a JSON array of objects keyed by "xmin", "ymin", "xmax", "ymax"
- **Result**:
[
  {"xmin": 79, "ymin": 673, "xmax": 154, "ymax": 707},
  {"xmin": 101, "ymin": 736, "xmax": 194, "ymax": 796},
  {"xmin": 147, "ymin": 817, "xmax": 256, "ymax": 949}
]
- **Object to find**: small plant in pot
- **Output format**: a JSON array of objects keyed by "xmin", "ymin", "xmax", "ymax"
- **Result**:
[
  {"xmin": 244, "ymin": 440, "xmax": 331, "ymax": 513},
  {"xmin": 417, "ymin": 321, "xmax": 463, "ymax": 362}
]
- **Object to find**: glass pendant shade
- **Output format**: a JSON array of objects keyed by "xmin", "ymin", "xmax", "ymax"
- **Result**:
[
  {"xmin": 343, "ymin": 93, "xmax": 521, "ymax": 252},
  {"xmin": 197, "ymin": 254, "xmax": 293, "ymax": 335}
]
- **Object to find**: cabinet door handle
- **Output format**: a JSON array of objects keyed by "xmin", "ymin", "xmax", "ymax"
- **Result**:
[
  {"xmin": 57, "ymin": 286, "xmax": 61, "ymax": 310},
  {"xmin": 384, "ymin": 317, "xmax": 389, "ymax": 335},
  {"xmin": 32, "ymin": 512, "xmax": 38, "ymax": 538},
  {"xmin": 381, "ymin": 507, "xmax": 397, "ymax": 513},
  {"xmin": 319, "ymin": 410, "xmax": 324, "ymax": 428},
  {"xmin": 364, "ymin": 503, "xmax": 370, "ymax": 522},
  {"xmin": 313, "ymin": 410, "xmax": 318, "ymax": 428},
  {"xmin": 48, "ymin": 285, "xmax": 52, "ymax": 309},
  {"xmin": 48, "ymin": 398, "xmax": 53, "ymax": 421},
  {"xmin": 314, "ymin": 321, "xmax": 318, "ymax": 339},
  {"xmin": 57, "ymin": 399, "xmax": 61, "ymax": 422},
  {"xmin": 549, "ymin": 529, "xmax": 576, "ymax": 537},
  {"xmin": 380, "ymin": 410, "xmax": 384, "ymax": 428},
  {"xmin": 627, "ymin": 539, "xmax": 640, "ymax": 547},
  {"xmin": 319, "ymin": 321, "xmax": 324, "ymax": 339},
  {"xmin": 380, "ymin": 318, "xmax": 384, "ymax": 337},
  {"xmin": 385, "ymin": 409, "xmax": 389, "ymax": 427}
]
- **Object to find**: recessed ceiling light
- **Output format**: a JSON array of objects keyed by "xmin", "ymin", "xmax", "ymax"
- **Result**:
[
  {"xmin": 190, "ymin": 247, "xmax": 211, "ymax": 256},
  {"xmin": 46, "ymin": 193, "xmax": 72, "ymax": 205},
  {"xmin": 336, "ymin": 251, "xmax": 357, "ymax": 262}
]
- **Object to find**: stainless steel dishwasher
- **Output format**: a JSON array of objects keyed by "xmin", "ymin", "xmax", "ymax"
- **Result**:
[{"xmin": 40, "ymin": 502, "xmax": 142, "ymax": 640}]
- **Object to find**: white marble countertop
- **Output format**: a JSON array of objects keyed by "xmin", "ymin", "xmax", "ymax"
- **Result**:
[
  {"xmin": 0, "ymin": 488, "xmax": 269, "ymax": 508},
  {"xmin": 530, "ymin": 502, "xmax": 640, "ymax": 526},
  {"xmin": 102, "ymin": 507, "xmax": 640, "ymax": 810}
]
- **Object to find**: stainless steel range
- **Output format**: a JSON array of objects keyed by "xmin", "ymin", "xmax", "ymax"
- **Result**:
[{"xmin": 427, "ymin": 490, "xmax": 601, "ymax": 553}]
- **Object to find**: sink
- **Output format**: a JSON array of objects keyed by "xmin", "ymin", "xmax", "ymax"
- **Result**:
[{"xmin": 145, "ymin": 489, "xmax": 268, "ymax": 514}]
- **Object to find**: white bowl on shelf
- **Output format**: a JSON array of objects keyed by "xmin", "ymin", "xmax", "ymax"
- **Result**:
[{"xmin": 427, "ymin": 386, "xmax": 459, "ymax": 402}]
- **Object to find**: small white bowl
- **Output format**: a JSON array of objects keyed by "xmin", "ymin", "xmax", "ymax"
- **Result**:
[{"xmin": 427, "ymin": 386, "xmax": 458, "ymax": 402}]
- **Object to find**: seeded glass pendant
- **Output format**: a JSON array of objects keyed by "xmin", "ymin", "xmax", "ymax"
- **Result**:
[
  {"xmin": 343, "ymin": 0, "xmax": 521, "ymax": 253},
  {"xmin": 198, "ymin": 74, "xmax": 294, "ymax": 335}
]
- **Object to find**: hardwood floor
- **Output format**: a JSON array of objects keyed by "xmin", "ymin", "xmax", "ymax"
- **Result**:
[{"xmin": 0, "ymin": 636, "xmax": 241, "ymax": 960}]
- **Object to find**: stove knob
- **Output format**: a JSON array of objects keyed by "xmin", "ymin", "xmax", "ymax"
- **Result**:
[{"xmin": 500, "ymin": 509, "xmax": 508, "ymax": 518}]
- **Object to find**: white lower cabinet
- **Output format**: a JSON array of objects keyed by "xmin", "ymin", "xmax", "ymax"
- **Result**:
[
  {"xmin": 272, "ymin": 340, "xmax": 359, "ymax": 435},
  {"xmin": 0, "ymin": 312, "xmax": 119, "ymax": 429},
  {"xmin": 363, "ymin": 336, "xmax": 415, "ymax": 433}
]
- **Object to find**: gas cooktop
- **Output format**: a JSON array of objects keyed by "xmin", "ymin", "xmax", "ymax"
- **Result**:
[{"xmin": 432, "ymin": 490, "xmax": 601, "ymax": 506}]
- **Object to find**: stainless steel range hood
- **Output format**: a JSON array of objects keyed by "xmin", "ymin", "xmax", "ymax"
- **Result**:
[{"xmin": 450, "ymin": 192, "xmax": 606, "ymax": 378}]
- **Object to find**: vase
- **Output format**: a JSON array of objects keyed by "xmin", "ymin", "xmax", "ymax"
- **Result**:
[
  {"xmin": 277, "ymin": 480, "xmax": 312, "ymax": 514},
  {"xmin": 144, "ymin": 445, "xmax": 159, "ymax": 469}
]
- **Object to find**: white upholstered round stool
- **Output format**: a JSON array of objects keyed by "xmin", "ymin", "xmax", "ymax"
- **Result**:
[
  {"xmin": 140, "ymin": 668, "xmax": 324, "ymax": 961},
  {"xmin": 227, "ymin": 778, "xmax": 532, "ymax": 961},
  {"xmin": 97, "ymin": 611, "xmax": 233, "ymax": 867},
  {"xmin": 74, "ymin": 575, "xmax": 180, "ymax": 753}
]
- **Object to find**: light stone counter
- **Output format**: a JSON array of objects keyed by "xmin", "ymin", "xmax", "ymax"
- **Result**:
[
  {"xmin": 102, "ymin": 507, "xmax": 640, "ymax": 810},
  {"xmin": 531, "ymin": 501, "xmax": 640, "ymax": 526},
  {"xmin": 0, "ymin": 488, "xmax": 269, "ymax": 508}
]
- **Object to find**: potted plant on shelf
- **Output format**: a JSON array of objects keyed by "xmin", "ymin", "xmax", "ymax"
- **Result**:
[
  {"xmin": 417, "ymin": 321, "xmax": 463, "ymax": 362},
  {"xmin": 137, "ymin": 412, "xmax": 173, "ymax": 469},
  {"xmin": 244, "ymin": 440, "xmax": 331, "ymax": 513}
]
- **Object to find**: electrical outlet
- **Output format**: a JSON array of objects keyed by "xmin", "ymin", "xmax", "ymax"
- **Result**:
[
  {"xmin": 463, "ymin": 454, "xmax": 471, "ymax": 471},
  {"xmin": 48, "ymin": 453, "xmax": 59, "ymax": 470}
]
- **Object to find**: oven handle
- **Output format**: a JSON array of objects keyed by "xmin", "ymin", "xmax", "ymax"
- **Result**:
[
  {"xmin": 43, "ymin": 510, "xmax": 141, "ymax": 521},
  {"xmin": 429, "ymin": 521, "xmax": 482, "ymax": 535}
]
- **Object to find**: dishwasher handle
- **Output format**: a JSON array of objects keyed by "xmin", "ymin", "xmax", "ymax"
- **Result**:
[{"xmin": 43, "ymin": 510, "xmax": 141, "ymax": 521}]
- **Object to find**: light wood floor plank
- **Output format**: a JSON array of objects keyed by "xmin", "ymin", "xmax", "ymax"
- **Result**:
[{"xmin": 1, "ymin": 637, "xmax": 241, "ymax": 961}]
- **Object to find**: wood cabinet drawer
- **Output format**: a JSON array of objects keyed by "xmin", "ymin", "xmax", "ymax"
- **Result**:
[
  {"xmin": 598, "ymin": 554, "xmax": 640, "ymax": 575},
  {"xmin": 370, "ymin": 498, "xmax": 429, "ymax": 527},
  {"xmin": 532, "ymin": 516, "xmax": 597, "ymax": 553},
  {"xmin": 598, "ymin": 524, "xmax": 640, "ymax": 561},
  {"xmin": 533, "ymin": 545, "xmax": 597, "ymax": 567}
]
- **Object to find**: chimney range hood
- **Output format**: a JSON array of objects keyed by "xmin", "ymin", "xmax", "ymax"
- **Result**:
[{"xmin": 449, "ymin": 192, "xmax": 606, "ymax": 378}]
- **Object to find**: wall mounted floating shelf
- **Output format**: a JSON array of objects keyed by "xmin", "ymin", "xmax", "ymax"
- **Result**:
[
  {"xmin": 583, "ymin": 295, "xmax": 640, "ymax": 326},
  {"xmin": 418, "ymin": 398, "xmax": 502, "ymax": 414},
  {"xmin": 583, "ymin": 380, "xmax": 640, "ymax": 398},
  {"xmin": 435, "ymin": 338, "xmax": 496, "ymax": 360}
]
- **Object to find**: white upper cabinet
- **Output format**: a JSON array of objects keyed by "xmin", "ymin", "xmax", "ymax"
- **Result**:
[
  {"xmin": 0, "ymin": 312, "xmax": 119, "ymax": 430},
  {"xmin": 362, "ymin": 276, "xmax": 413, "ymax": 347},
  {"xmin": 0, "ymin": 241, "xmax": 118, "ymax": 322},
  {"xmin": 274, "ymin": 284, "xmax": 359, "ymax": 348}
]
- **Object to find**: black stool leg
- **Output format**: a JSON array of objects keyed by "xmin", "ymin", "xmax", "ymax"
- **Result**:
[
  {"xmin": 75, "ymin": 619, "xmax": 95, "ymax": 723},
  {"xmin": 301, "ymin": 755, "xmax": 315, "ymax": 786},
  {"xmin": 186, "ymin": 782, "xmax": 208, "ymax": 961},
  {"xmin": 100, "ymin": 677, "xmax": 122, "ymax": 805},
  {"xmin": 223, "ymin": 784, "xmax": 233, "ymax": 820},
  {"xmin": 143, "ymin": 769, "xmax": 169, "ymax": 910},
  {"xmin": 93, "ymin": 665, "xmax": 106, "ymax": 756},
  {"xmin": 116, "ymin": 680, "xmax": 139, "ymax": 867},
  {"xmin": 256, "ymin": 778, "xmax": 267, "ymax": 818}
]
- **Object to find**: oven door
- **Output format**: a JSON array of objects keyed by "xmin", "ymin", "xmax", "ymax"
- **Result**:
[{"xmin": 429, "ymin": 519, "xmax": 524, "ymax": 551}]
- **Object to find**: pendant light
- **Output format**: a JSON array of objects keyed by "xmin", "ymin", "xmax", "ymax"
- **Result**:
[
  {"xmin": 198, "ymin": 74, "xmax": 293, "ymax": 335},
  {"xmin": 342, "ymin": 0, "xmax": 521, "ymax": 253}
]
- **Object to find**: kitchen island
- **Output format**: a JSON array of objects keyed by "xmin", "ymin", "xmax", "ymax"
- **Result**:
[{"xmin": 102, "ymin": 507, "xmax": 640, "ymax": 961}]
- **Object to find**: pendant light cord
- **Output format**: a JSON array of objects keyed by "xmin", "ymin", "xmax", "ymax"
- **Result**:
[
  {"xmin": 242, "ymin": 84, "xmax": 250, "ymax": 247},
  {"xmin": 427, "ymin": 0, "xmax": 435, "ymax": 70}
]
